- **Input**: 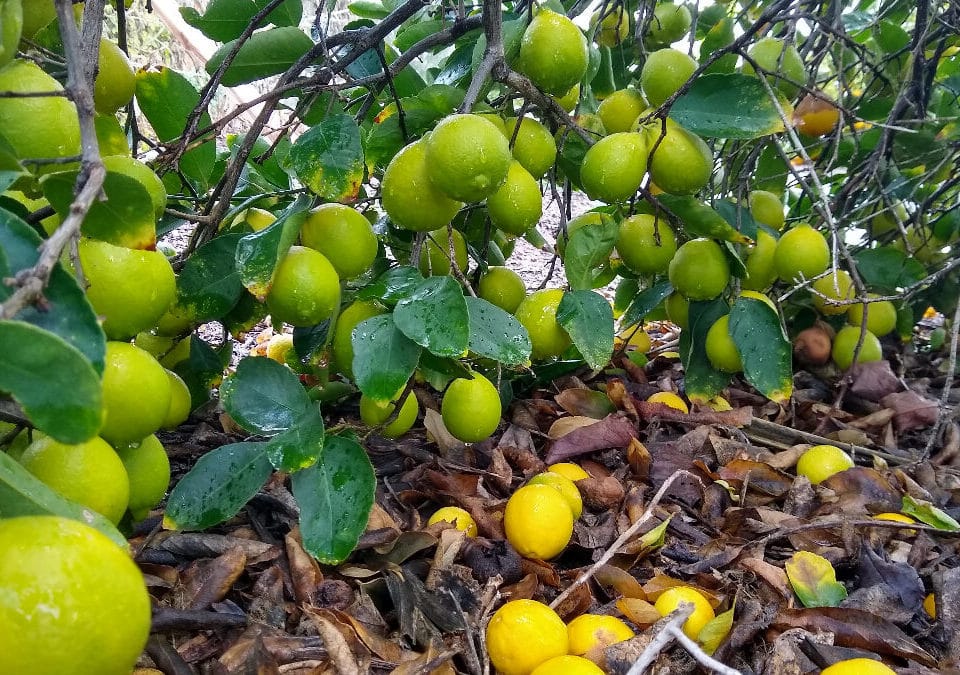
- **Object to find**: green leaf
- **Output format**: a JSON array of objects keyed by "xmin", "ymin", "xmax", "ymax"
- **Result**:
[
  {"xmin": 221, "ymin": 356, "xmax": 314, "ymax": 435},
  {"xmin": 164, "ymin": 442, "xmax": 273, "ymax": 530},
  {"xmin": 236, "ymin": 198, "xmax": 309, "ymax": 299},
  {"xmin": 348, "ymin": 0, "xmax": 389, "ymax": 19},
  {"xmin": 266, "ymin": 408, "xmax": 324, "ymax": 472},
  {"xmin": 393, "ymin": 276, "xmax": 469, "ymax": 358},
  {"xmin": 680, "ymin": 300, "xmax": 729, "ymax": 403},
  {"xmin": 0, "ymin": 210, "xmax": 105, "ymax": 372},
  {"xmin": 621, "ymin": 281, "xmax": 673, "ymax": 329},
  {"xmin": 171, "ymin": 335, "xmax": 228, "ymax": 411},
  {"xmin": 556, "ymin": 290, "xmax": 615, "ymax": 370},
  {"xmin": 287, "ymin": 114, "xmax": 364, "ymax": 202},
  {"xmin": 465, "ymin": 297, "xmax": 532, "ymax": 365},
  {"xmin": 671, "ymin": 73, "xmax": 787, "ymax": 139},
  {"xmin": 564, "ymin": 214, "xmax": 619, "ymax": 290},
  {"xmin": 730, "ymin": 296, "xmax": 792, "ymax": 404},
  {"xmin": 181, "ymin": 0, "xmax": 302, "ymax": 42},
  {"xmin": 394, "ymin": 19, "xmax": 445, "ymax": 52},
  {"xmin": 135, "ymin": 68, "xmax": 215, "ymax": 188},
  {"xmin": 658, "ymin": 195, "xmax": 754, "ymax": 244},
  {"xmin": 177, "ymin": 233, "xmax": 244, "ymax": 322},
  {"xmin": 356, "ymin": 265, "xmax": 424, "ymax": 305},
  {"xmin": 714, "ymin": 199, "xmax": 760, "ymax": 241},
  {"xmin": 785, "ymin": 551, "xmax": 848, "ymax": 608},
  {"xmin": 352, "ymin": 314, "xmax": 421, "ymax": 400},
  {"xmin": 0, "ymin": 452, "xmax": 126, "ymax": 547},
  {"xmin": 699, "ymin": 603, "xmax": 735, "ymax": 654},
  {"xmin": 0, "ymin": 321, "xmax": 102, "ymax": 444},
  {"xmin": 292, "ymin": 434, "xmax": 376, "ymax": 564},
  {"xmin": 901, "ymin": 495, "xmax": 960, "ymax": 531},
  {"xmin": 205, "ymin": 27, "xmax": 314, "ymax": 87},
  {"xmin": 42, "ymin": 171, "xmax": 155, "ymax": 250},
  {"xmin": 363, "ymin": 85, "xmax": 464, "ymax": 168},
  {"xmin": 854, "ymin": 246, "xmax": 926, "ymax": 292}
]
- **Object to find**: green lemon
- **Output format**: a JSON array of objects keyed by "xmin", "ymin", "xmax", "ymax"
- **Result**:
[
  {"xmin": 580, "ymin": 132, "xmax": 648, "ymax": 203},
  {"xmin": 516, "ymin": 9, "xmax": 589, "ymax": 96},
  {"xmin": 591, "ymin": 6, "xmax": 630, "ymax": 47},
  {"xmin": 101, "ymin": 155, "xmax": 167, "ymax": 219},
  {"xmin": 425, "ymin": 114, "xmax": 513, "ymax": 202},
  {"xmin": 418, "ymin": 227, "xmax": 469, "ymax": 276},
  {"xmin": 832, "ymin": 325, "xmax": 882, "ymax": 370},
  {"xmin": 161, "ymin": 369, "xmax": 191, "ymax": 430},
  {"xmin": 441, "ymin": 373, "xmax": 502, "ymax": 442},
  {"xmin": 748, "ymin": 189, "xmax": 785, "ymax": 230},
  {"xmin": 515, "ymin": 288, "xmax": 571, "ymax": 359},
  {"xmin": 503, "ymin": 115, "xmax": 557, "ymax": 179},
  {"xmin": 0, "ymin": 0, "xmax": 22, "ymax": 68},
  {"xmin": 646, "ymin": 2, "xmax": 692, "ymax": 46},
  {"xmin": 301, "ymin": 203, "xmax": 378, "ymax": 279},
  {"xmin": 487, "ymin": 160, "xmax": 542, "ymax": 236},
  {"xmin": 616, "ymin": 214, "xmax": 677, "ymax": 275},
  {"xmin": 21, "ymin": 0, "xmax": 55, "ymax": 39},
  {"xmin": 359, "ymin": 390, "xmax": 419, "ymax": 438},
  {"xmin": 743, "ymin": 37, "xmax": 807, "ymax": 98},
  {"xmin": 774, "ymin": 224, "xmax": 830, "ymax": 282},
  {"xmin": 848, "ymin": 295, "xmax": 897, "ymax": 336},
  {"xmin": 101, "ymin": 341, "xmax": 172, "ymax": 446},
  {"xmin": 705, "ymin": 314, "xmax": 742, "ymax": 372},
  {"xmin": 478, "ymin": 266, "xmax": 526, "ymax": 314},
  {"xmin": 94, "ymin": 38, "xmax": 136, "ymax": 114},
  {"xmin": 811, "ymin": 269, "xmax": 854, "ymax": 316},
  {"xmin": 668, "ymin": 238, "xmax": 730, "ymax": 300},
  {"xmin": 642, "ymin": 118, "xmax": 713, "ymax": 195},
  {"xmin": 640, "ymin": 48, "xmax": 697, "ymax": 108},
  {"xmin": 381, "ymin": 139, "xmax": 463, "ymax": 231},
  {"xmin": 741, "ymin": 229, "xmax": 779, "ymax": 291},
  {"xmin": 665, "ymin": 291, "xmax": 689, "ymax": 329},
  {"xmin": 115, "ymin": 433, "xmax": 170, "ymax": 521},
  {"xmin": 332, "ymin": 299, "xmax": 386, "ymax": 380},
  {"xmin": 597, "ymin": 88, "xmax": 647, "ymax": 134},
  {"xmin": 265, "ymin": 245, "xmax": 341, "ymax": 327}
]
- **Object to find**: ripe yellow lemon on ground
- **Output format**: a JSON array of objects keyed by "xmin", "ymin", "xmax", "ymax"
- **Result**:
[
  {"xmin": 332, "ymin": 300, "xmax": 386, "ymax": 379},
  {"xmin": 647, "ymin": 391, "xmax": 689, "ymax": 413},
  {"xmin": 79, "ymin": 238, "xmax": 176, "ymax": 340},
  {"xmin": 19, "ymin": 436, "xmax": 130, "ymax": 524},
  {"xmin": 515, "ymin": 288, "xmax": 572, "ymax": 360},
  {"xmin": 115, "ymin": 433, "xmax": 171, "ymax": 521},
  {"xmin": 486, "ymin": 160, "xmax": 543, "ymax": 236},
  {"xmin": 597, "ymin": 88, "xmax": 647, "ymax": 134},
  {"xmin": 0, "ymin": 59, "xmax": 81, "ymax": 164},
  {"xmin": 0, "ymin": 516, "xmax": 151, "ymax": 675},
  {"xmin": 705, "ymin": 315, "xmax": 742, "ymax": 373},
  {"xmin": 580, "ymin": 131, "xmax": 648, "ymax": 203},
  {"xmin": 811, "ymin": 269, "xmax": 854, "ymax": 315},
  {"xmin": 504, "ymin": 115, "xmax": 557, "ymax": 179},
  {"xmin": 820, "ymin": 658, "xmax": 896, "ymax": 675},
  {"xmin": 642, "ymin": 119, "xmax": 713, "ymax": 195},
  {"xmin": 641, "ymin": 48, "xmax": 697, "ymax": 108},
  {"xmin": 418, "ymin": 227, "xmax": 469, "ymax": 276},
  {"xmin": 101, "ymin": 341, "xmax": 173, "ymax": 446},
  {"xmin": 832, "ymin": 325, "xmax": 882, "ymax": 370},
  {"xmin": 265, "ymin": 245, "xmax": 340, "ymax": 327},
  {"xmin": 742, "ymin": 229, "xmax": 779, "ymax": 291},
  {"xmin": 478, "ymin": 266, "xmax": 526, "ymax": 314},
  {"xmin": 161, "ymin": 369, "xmax": 192, "ymax": 429},
  {"xmin": 848, "ymin": 296, "xmax": 897, "ymax": 336},
  {"xmin": 924, "ymin": 593, "xmax": 936, "ymax": 618},
  {"xmin": 528, "ymin": 471, "xmax": 583, "ymax": 519},
  {"xmin": 94, "ymin": 39, "xmax": 136, "ymax": 114},
  {"xmin": 774, "ymin": 224, "xmax": 830, "ymax": 282},
  {"xmin": 532, "ymin": 655, "xmax": 605, "ymax": 675},
  {"xmin": 547, "ymin": 462, "xmax": 589, "ymax": 481},
  {"xmin": 427, "ymin": 506, "xmax": 478, "ymax": 537},
  {"xmin": 517, "ymin": 9, "xmax": 589, "ymax": 96},
  {"xmin": 796, "ymin": 444, "xmax": 854, "ymax": 484},
  {"xmin": 301, "ymin": 203, "xmax": 378, "ymax": 280},
  {"xmin": 441, "ymin": 373, "xmax": 501, "ymax": 443},
  {"xmin": 617, "ymin": 214, "xmax": 677, "ymax": 275},
  {"xmin": 654, "ymin": 586, "xmax": 715, "ymax": 640},
  {"xmin": 381, "ymin": 139, "xmax": 463, "ymax": 231},
  {"xmin": 359, "ymin": 391, "xmax": 419, "ymax": 438},
  {"xmin": 567, "ymin": 613, "xmax": 635, "ymax": 657},
  {"xmin": 425, "ymin": 114, "xmax": 512, "ymax": 202},
  {"xmin": 486, "ymin": 599, "xmax": 569, "ymax": 675},
  {"xmin": 504, "ymin": 484, "xmax": 574, "ymax": 560},
  {"xmin": 874, "ymin": 512, "xmax": 915, "ymax": 525},
  {"xmin": 669, "ymin": 238, "xmax": 730, "ymax": 300}
]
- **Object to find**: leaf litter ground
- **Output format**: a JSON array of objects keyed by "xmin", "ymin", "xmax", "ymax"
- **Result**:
[{"xmin": 133, "ymin": 319, "xmax": 960, "ymax": 674}]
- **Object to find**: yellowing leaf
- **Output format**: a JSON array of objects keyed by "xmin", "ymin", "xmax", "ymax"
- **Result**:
[
  {"xmin": 698, "ymin": 602, "xmax": 735, "ymax": 654},
  {"xmin": 901, "ymin": 495, "xmax": 960, "ymax": 531},
  {"xmin": 785, "ymin": 550, "xmax": 847, "ymax": 608}
]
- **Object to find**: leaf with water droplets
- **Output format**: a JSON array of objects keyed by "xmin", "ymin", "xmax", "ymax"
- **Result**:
[
  {"xmin": 465, "ymin": 297, "xmax": 531, "ymax": 365},
  {"xmin": 671, "ymin": 73, "xmax": 787, "ymax": 139},
  {"xmin": 730, "ymin": 296, "xmax": 792, "ymax": 404},
  {"xmin": 393, "ymin": 276, "xmax": 469, "ymax": 358}
]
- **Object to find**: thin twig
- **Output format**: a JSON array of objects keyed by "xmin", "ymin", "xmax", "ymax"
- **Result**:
[{"xmin": 626, "ymin": 603, "xmax": 741, "ymax": 675}]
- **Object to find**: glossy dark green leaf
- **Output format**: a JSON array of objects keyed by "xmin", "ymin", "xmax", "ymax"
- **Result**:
[
  {"xmin": 658, "ymin": 195, "xmax": 754, "ymax": 244},
  {"xmin": 136, "ymin": 68, "xmax": 215, "ymax": 187},
  {"xmin": 181, "ymin": 0, "xmax": 302, "ymax": 42},
  {"xmin": 679, "ymin": 299, "xmax": 729, "ymax": 403},
  {"xmin": 287, "ymin": 113, "xmax": 364, "ymax": 202},
  {"xmin": 292, "ymin": 434, "xmax": 376, "ymax": 564},
  {"xmin": 0, "ymin": 321, "xmax": 102, "ymax": 444},
  {"xmin": 672, "ymin": 74, "xmax": 787, "ymax": 139},
  {"xmin": 621, "ymin": 281, "xmax": 673, "ymax": 329},
  {"xmin": 42, "ymin": 171, "xmax": 155, "ymax": 250},
  {"xmin": 730, "ymin": 296, "xmax": 792, "ymax": 404},
  {"xmin": 356, "ymin": 265, "xmax": 424, "ymax": 305},
  {"xmin": 352, "ymin": 314, "xmax": 421, "ymax": 400},
  {"xmin": 235, "ymin": 198, "xmax": 309, "ymax": 299},
  {"xmin": 465, "ymin": 297, "xmax": 531, "ymax": 365},
  {"xmin": 0, "ymin": 452, "xmax": 126, "ymax": 546},
  {"xmin": 171, "ymin": 335, "xmax": 229, "ymax": 411},
  {"xmin": 0, "ymin": 209, "xmax": 105, "ymax": 372},
  {"xmin": 266, "ymin": 408, "xmax": 324, "ymax": 472},
  {"xmin": 221, "ymin": 356, "xmax": 313, "ymax": 435},
  {"xmin": 556, "ymin": 290, "xmax": 615, "ymax": 371},
  {"xmin": 347, "ymin": 1, "xmax": 389, "ymax": 19},
  {"xmin": 164, "ymin": 442, "xmax": 272, "ymax": 530},
  {"xmin": 205, "ymin": 27, "xmax": 313, "ymax": 87},
  {"xmin": 564, "ymin": 214, "xmax": 619, "ymax": 291},
  {"xmin": 393, "ymin": 276, "xmax": 469, "ymax": 358},
  {"xmin": 714, "ymin": 198, "xmax": 760, "ymax": 241},
  {"xmin": 854, "ymin": 246, "xmax": 926, "ymax": 291},
  {"xmin": 177, "ymin": 233, "xmax": 244, "ymax": 322},
  {"xmin": 228, "ymin": 134, "xmax": 291, "ymax": 190}
]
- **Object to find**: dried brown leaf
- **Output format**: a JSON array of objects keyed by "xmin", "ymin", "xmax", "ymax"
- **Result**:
[
  {"xmin": 593, "ymin": 564, "xmax": 647, "ymax": 599},
  {"xmin": 554, "ymin": 388, "xmax": 616, "ymax": 418},
  {"xmin": 547, "ymin": 415, "xmax": 605, "ymax": 439},
  {"xmin": 544, "ymin": 414, "xmax": 638, "ymax": 464},
  {"xmin": 880, "ymin": 390, "xmax": 939, "ymax": 432},
  {"xmin": 849, "ymin": 360, "xmax": 902, "ymax": 402},
  {"xmin": 181, "ymin": 547, "xmax": 247, "ymax": 610}
]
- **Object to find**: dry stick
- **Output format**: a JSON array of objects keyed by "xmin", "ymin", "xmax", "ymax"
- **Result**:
[
  {"xmin": 0, "ymin": 0, "xmax": 105, "ymax": 320},
  {"xmin": 925, "ymin": 298, "xmax": 960, "ymax": 456},
  {"xmin": 745, "ymin": 417, "xmax": 910, "ymax": 465},
  {"xmin": 626, "ymin": 603, "xmax": 741, "ymax": 675},
  {"xmin": 549, "ymin": 469, "xmax": 701, "ymax": 611}
]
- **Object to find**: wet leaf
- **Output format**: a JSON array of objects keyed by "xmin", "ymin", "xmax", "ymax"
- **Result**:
[
  {"xmin": 393, "ymin": 276, "xmax": 469, "ymax": 359},
  {"xmin": 659, "ymin": 195, "xmax": 754, "ymax": 245},
  {"xmin": 265, "ymin": 408, "xmax": 325, "ymax": 472},
  {"xmin": 730, "ymin": 295, "xmax": 793, "ymax": 404},
  {"xmin": 556, "ymin": 290, "xmax": 615, "ymax": 370},
  {"xmin": 221, "ymin": 356, "xmax": 313, "ymax": 435},
  {"xmin": 465, "ymin": 296, "xmax": 531, "ymax": 365},
  {"xmin": 672, "ymin": 73, "xmax": 788, "ymax": 139},
  {"xmin": 679, "ymin": 299, "xmax": 729, "ymax": 403},
  {"xmin": 351, "ymin": 314, "xmax": 421, "ymax": 401},
  {"xmin": 235, "ymin": 198, "xmax": 310, "ymax": 299},
  {"xmin": 205, "ymin": 26, "xmax": 313, "ymax": 87},
  {"xmin": 785, "ymin": 551, "xmax": 848, "ymax": 608},
  {"xmin": 288, "ymin": 114, "xmax": 365, "ymax": 202},
  {"xmin": 177, "ymin": 233, "xmax": 244, "ymax": 322}
]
